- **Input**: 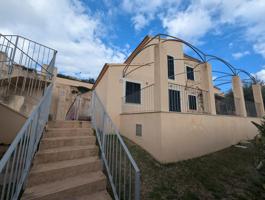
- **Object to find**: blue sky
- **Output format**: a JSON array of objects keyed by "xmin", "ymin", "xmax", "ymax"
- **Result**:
[{"xmin": 1, "ymin": 0, "xmax": 265, "ymax": 86}]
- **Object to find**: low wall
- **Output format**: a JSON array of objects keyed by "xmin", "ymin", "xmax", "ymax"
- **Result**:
[
  {"xmin": 120, "ymin": 112, "xmax": 260, "ymax": 163},
  {"xmin": 0, "ymin": 103, "xmax": 27, "ymax": 144},
  {"xmin": 120, "ymin": 112, "xmax": 163, "ymax": 161}
]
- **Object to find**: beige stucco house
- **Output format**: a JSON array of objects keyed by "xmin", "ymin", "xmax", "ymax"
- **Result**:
[{"xmin": 94, "ymin": 35, "xmax": 263, "ymax": 163}]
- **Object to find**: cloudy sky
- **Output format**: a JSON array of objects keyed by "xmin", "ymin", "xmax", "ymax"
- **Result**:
[{"xmin": 1, "ymin": 0, "xmax": 265, "ymax": 82}]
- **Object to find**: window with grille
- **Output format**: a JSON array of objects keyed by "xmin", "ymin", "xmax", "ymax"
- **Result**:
[
  {"xmin": 186, "ymin": 66, "xmax": 195, "ymax": 80},
  {"xmin": 167, "ymin": 56, "xmax": 175, "ymax": 80},
  {"xmin": 188, "ymin": 95, "xmax": 197, "ymax": 110},
  {"xmin": 169, "ymin": 89, "xmax": 181, "ymax": 112},
  {"xmin": 125, "ymin": 81, "xmax": 141, "ymax": 104}
]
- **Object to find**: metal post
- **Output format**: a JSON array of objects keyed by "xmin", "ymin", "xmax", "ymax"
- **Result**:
[
  {"xmin": 135, "ymin": 171, "xmax": 141, "ymax": 200},
  {"xmin": 9, "ymin": 36, "xmax": 19, "ymax": 75}
]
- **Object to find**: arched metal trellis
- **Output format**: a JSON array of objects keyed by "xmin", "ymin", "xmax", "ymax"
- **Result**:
[{"xmin": 122, "ymin": 33, "xmax": 256, "ymax": 84}]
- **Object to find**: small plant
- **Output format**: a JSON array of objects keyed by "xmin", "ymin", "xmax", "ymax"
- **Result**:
[{"xmin": 252, "ymin": 117, "xmax": 265, "ymax": 171}]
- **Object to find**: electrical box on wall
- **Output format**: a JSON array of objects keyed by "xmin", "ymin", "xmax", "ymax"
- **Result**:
[{"xmin": 136, "ymin": 124, "xmax": 142, "ymax": 136}]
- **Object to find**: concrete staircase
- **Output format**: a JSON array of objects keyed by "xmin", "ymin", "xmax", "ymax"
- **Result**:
[{"xmin": 21, "ymin": 120, "xmax": 112, "ymax": 200}]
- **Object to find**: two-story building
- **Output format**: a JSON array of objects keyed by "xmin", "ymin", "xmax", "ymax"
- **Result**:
[{"xmin": 93, "ymin": 35, "xmax": 264, "ymax": 163}]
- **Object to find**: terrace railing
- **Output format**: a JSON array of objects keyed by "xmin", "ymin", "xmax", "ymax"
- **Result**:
[
  {"xmin": 122, "ymin": 84, "xmax": 154, "ymax": 113},
  {"xmin": 215, "ymin": 96, "xmax": 236, "ymax": 116},
  {"xmin": 245, "ymin": 100, "xmax": 257, "ymax": 117},
  {"xmin": 0, "ymin": 34, "xmax": 57, "ymax": 97},
  {"xmin": 0, "ymin": 84, "xmax": 53, "ymax": 200},
  {"xmin": 168, "ymin": 83, "xmax": 210, "ymax": 114},
  {"xmin": 91, "ymin": 91, "xmax": 141, "ymax": 200}
]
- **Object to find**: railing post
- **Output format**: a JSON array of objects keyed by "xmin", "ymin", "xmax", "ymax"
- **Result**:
[
  {"xmin": 91, "ymin": 91, "xmax": 95, "ymax": 125},
  {"xmin": 9, "ymin": 36, "xmax": 19, "ymax": 75},
  {"xmin": 135, "ymin": 171, "xmax": 141, "ymax": 200},
  {"xmin": 102, "ymin": 111, "xmax": 106, "ymax": 152}
]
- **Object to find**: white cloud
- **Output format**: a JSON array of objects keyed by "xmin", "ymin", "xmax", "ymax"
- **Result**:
[
  {"xmin": 132, "ymin": 14, "xmax": 149, "ymax": 31},
  {"xmin": 254, "ymin": 69, "xmax": 265, "ymax": 81},
  {"xmin": 0, "ymin": 0, "xmax": 126, "ymax": 78},
  {"xmin": 232, "ymin": 51, "xmax": 250, "ymax": 60},
  {"xmin": 162, "ymin": 7, "xmax": 212, "ymax": 43},
  {"xmin": 121, "ymin": 0, "xmax": 179, "ymax": 31},
  {"xmin": 161, "ymin": 0, "xmax": 265, "ymax": 57},
  {"xmin": 254, "ymin": 42, "xmax": 265, "ymax": 58}
]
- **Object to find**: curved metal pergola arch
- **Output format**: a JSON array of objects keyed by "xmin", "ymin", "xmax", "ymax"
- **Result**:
[
  {"xmin": 122, "ymin": 43, "xmax": 157, "ymax": 77},
  {"xmin": 122, "ymin": 33, "xmax": 257, "ymax": 85},
  {"xmin": 206, "ymin": 55, "xmax": 237, "ymax": 75},
  {"xmin": 235, "ymin": 69, "xmax": 256, "ymax": 84},
  {"xmin": 122, "ymin": 33, "xmax": 207, "ymax": 77},
  {"xmin": 213, "ymin": 74, "xmax": 234, "ymax": 82}
]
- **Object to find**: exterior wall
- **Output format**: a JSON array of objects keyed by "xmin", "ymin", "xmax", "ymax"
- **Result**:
[
  {"xmin": 120, "ymin": 112, "xmax": 260, "ymax": 163},
  {"xmin": 120, "ymin": 113, "xmax": 163, "ymax": 161},
  {"xmin": 0, "ymin": 103, "xmax": 27, "ymax": 144},
  {"xmin": 95, "ymin": 63, "xmax": 156, "ymax": 127},
  {"xmin": 50, "ymin": 77, "xmax": 92, "ymax": 120}
]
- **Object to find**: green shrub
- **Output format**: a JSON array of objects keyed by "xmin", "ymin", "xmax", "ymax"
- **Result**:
[{"xmin": 252, "ymin": 117, "xmax": 265, "ymax": 171}]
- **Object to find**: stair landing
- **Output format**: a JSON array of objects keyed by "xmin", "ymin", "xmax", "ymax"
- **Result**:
[{"xmin": 21, "ymin": 120, "xmax": 112, "ymax": 200}]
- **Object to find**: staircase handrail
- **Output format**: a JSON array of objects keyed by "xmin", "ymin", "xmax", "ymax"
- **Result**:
[
  {"xmin": 0, "ymin": 84, "xmax": 53, "ymax": 200},
  {"xmin": 91, "ymin": 91, "xmax": 141, "ymax": 200}
]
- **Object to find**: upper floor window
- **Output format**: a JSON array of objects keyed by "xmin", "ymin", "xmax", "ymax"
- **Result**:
[
  {"xmin": 167, "ymin": 56, "xmax": 175, "ymax": 80},
  {"xmin": 186, "ymin": 66, "xmax": 195, "ymax": 80},
  {"xmin": 125, "ymin": 81, "xmax": 141, "ymax": 104}
]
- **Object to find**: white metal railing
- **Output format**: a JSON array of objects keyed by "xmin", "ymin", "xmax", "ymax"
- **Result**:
[
  {"xmin": 91, "ymin": 91, "xmax": 141, "ymax": 200},
  {"xmin": 65, "ymin": 95, "xmax": 82, "ymax": 120},
  {"xmin": 121, "ymin": 84, "xmax": 154, "ymax": 113},
  {"xmin": 0, "ymin": 34, "xmax": 57, "ymax": 98},
  {"xmin": 0, "ymin": 84, "xmax": 53, "ymax": 200}
]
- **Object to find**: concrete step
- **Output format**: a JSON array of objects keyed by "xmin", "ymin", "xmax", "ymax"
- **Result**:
[
  {"xmin": 48, "ymin": 121, "xmax": 91, "ymax": 128},
  {"xmin": 70, "ymin": 191, "xmax": 112, "ymax": 200},
  {"xmin": 44, "ymin": 128, "xmax": 94, "ymax": 138},
  {"xmin": 21, "ymin": 171, "xmax": 106, "ymax": 200},
  {"xmin": 27, "ymin": 157, "xmax": 102, "ymax": 187},
  {"xmin": 40, "ymin": 136, "xmax": 96, "ymax": 150},
  {"xmin": 34, "ymin": 146, "xmax": 98, "ymax": 164}
]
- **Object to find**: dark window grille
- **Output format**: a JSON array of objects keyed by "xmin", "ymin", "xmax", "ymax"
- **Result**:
[
  {"xmin": 125, "ymin": 81, "xmax": 141, "ymax": 104},
  {"xmin": 169, "ymin": 89, "xmax": 181, "ymax": 112},
  {"xmin": 186, "ymin": 66, "xmax": 194, "ymax": 80},
  {"xmin": 167, "ymin": 55, "xmax": 175, "ymax": 80},
  {"xmin": 188, "ymin": 95, "xmax": 197, "ymax": 110}
]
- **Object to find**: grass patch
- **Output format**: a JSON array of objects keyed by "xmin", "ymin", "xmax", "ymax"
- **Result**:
[{"xmin": 125, "ymin": 139, "xmax": 265, "ymax": 200}]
